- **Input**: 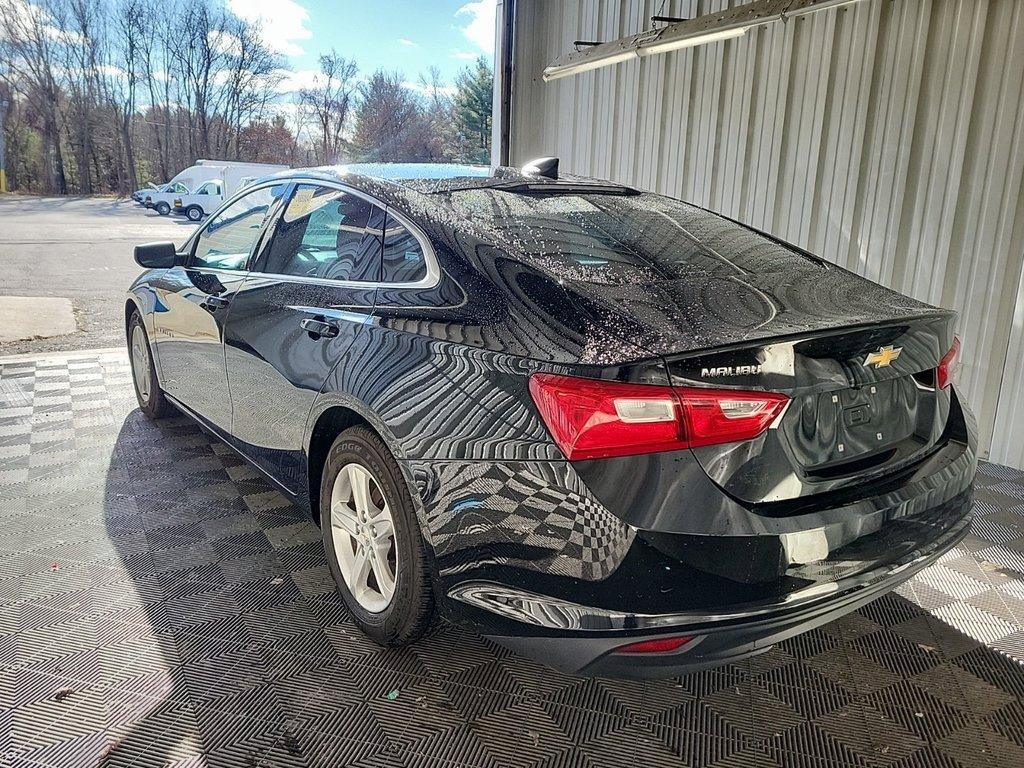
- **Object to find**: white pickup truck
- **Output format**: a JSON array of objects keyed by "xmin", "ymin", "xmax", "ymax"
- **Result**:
[
  {"xmin": 146, "ymin": 161, "xmax": 286, "ymax": 221},
  {"xmin": 140, "ymin": 181, "xmax": 190, "ymax": 211},
  {"xmin": 166, "ymin": 178, "xmax": 225, "ymax": 221}
]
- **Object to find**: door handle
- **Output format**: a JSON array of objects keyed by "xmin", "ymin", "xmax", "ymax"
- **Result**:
[
  {"xmin": 300, "ymin": 317, "xmax": 340, "ymax": 340},
  {"xmin": 201, "ymin": 295, "xmax": 230, "ymax": 312}
]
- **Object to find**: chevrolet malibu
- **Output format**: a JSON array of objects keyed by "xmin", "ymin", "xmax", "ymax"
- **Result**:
[{"xmin": 125, "ymin": 162, "xmax": 976, "ymax": 677}]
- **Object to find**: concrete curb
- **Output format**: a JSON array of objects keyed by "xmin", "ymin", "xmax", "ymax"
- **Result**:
[{"xmin": 0, "ymin": 346, "xmax": 126, "ymax": 364}]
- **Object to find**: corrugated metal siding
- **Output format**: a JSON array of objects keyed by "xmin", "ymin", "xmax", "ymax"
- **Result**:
[{"xmin": 509, "ymin": 0, "xmax": 1024, "ymax": 466}]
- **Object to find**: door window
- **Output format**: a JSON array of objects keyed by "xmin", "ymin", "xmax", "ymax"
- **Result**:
[
  {"xmin": 191, "ymin": 184, "xmax": 286, "ymax": 271},
  {"xmin": 259, "ymin": 184, "xmax": 383, "ymax": 282},
  {"xmin": 381, "ymin": 213, "xmax": 428, "ymax": 283}
]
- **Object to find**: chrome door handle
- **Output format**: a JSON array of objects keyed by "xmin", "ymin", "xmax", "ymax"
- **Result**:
[{"xmin": 300, "ymin": 317, "xmax": 340, "ymax": 340}]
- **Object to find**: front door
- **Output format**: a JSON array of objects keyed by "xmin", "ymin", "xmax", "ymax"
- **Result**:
[
  {"xmin": 151, "ymin": 183, "xmax": 287, "ymax": 430},
  {"xmin": 223, "ymin": 183, "xmax": 384, "ymax": 491}
]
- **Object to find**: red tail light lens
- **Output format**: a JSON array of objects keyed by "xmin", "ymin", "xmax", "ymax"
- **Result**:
[
  {"xmin": 528, "ymin": 374, "xmax": 684, "ymax": 460},
  {"xmin": 615, "ymin": 635, "xmax": 694, "ymax": 655},
  {"xmin": 528, "ymin": 373, "xmax": 789, "ymax": 460},
  {"xmin": 937, "ymin": 335, "xmax": 962, "ymax": 390},
  {"xmin": 677, "ymin": 387, "xmax": 790, "ymax": 449}
]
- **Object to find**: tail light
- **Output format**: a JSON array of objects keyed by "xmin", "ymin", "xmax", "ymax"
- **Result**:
[
  {"xmin": 615, "ymin": 635, "xmax": 694, "ymax": 655},
  {"xmin": 937, "ymin": 335, "xmax": 962, "ymax": 390},
  {"xmin": 528, "ymin": 373, "xmax": 789, "ymax": 461}
]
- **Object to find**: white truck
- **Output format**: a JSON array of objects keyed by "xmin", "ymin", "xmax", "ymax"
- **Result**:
[
  {"xmin": 147, "ymin": 161, "xmax": 286, "ymax": 219},
  {"xmin": 136, "ymin": 162, "xmax": 229, "ymax": 210},
  {"xmin": 138, "ymin": 181, "xmax": 190, "ymax": 210}
]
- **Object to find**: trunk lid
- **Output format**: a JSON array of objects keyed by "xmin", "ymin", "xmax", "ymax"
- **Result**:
[{"xmin": 664, "ymin": 315, "xmax": 956, "ymax": 503}]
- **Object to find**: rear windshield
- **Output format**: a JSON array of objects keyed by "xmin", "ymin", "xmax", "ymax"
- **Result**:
[{"xmin": 449, "ymin": 190, "xmax": 804, "ymax": 285}]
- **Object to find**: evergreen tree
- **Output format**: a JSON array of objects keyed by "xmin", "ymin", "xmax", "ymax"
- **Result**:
[{"xmin": 452, "ymin": 56, "xmax": 493, "ymax": 163}]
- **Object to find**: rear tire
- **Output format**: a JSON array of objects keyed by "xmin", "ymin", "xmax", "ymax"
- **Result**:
[
  {"xmin": 319, "ymin": 426, "xmax": 434, "ymax": 646},
  {"xmin": 128, "ymin": 312, "xmax": 172, "ymax": 419},
  {"xmin": 186, "ymin": 206, "xmax": 203, "ymax": 222},
  {"xmin": 155, "ymin": 201, "xmax": 170, "ymax": 216}
]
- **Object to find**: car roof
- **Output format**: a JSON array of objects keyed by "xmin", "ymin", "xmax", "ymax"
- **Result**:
[
  {"xmin": 261, "ymin": 163, "xmax": 491, "ymax": 190},
  {"xmin": 257, "ymin": 162, "xmax": 640, "ymax": 198}
]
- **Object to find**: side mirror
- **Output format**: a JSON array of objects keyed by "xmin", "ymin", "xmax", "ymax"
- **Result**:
[{"xmin": 134, "ymin": 241, "xmax": 178, "ymax": 269}]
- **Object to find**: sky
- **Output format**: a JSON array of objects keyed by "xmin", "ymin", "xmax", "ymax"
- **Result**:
[{"xmin": 225, "ymin": 0, "xmax": 497, "ymax": 100}]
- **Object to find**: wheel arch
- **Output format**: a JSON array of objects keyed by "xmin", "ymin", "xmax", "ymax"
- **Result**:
[
  {"xmin": 303, "ymin": 399, "xmax": 434, "ymax": 546},
  {"xmin": 124, "ymin": 297, "xmax": 141, "ymax": 336}
]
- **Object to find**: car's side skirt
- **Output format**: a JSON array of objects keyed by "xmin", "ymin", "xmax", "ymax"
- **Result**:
[{"xmin": 164, "ymin": 392, "xmax": 300, "ymax": 502}]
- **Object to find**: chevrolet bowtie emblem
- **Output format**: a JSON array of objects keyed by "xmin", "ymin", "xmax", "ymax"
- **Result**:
[{"xmin": 863, "ymin": 345, "xmax": 902, "ymax": 368}]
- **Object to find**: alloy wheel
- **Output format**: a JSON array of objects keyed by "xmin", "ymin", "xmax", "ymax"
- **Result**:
[
  {"xmin": 330, "ymin": 462, "xmax": 398, "ymax": 613},
  {"xmin": 130, "ymin": 324, "xmax": 152, "ymax": 402}
]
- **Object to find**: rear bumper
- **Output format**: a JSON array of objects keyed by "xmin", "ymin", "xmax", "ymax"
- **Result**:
[
  {"xmin": 436, "ymin": 396, "xmax": 976, "ymax": 678},
  {"xmin": 463, "ymin": 494, "xmax": 969, "ymax": 677}
]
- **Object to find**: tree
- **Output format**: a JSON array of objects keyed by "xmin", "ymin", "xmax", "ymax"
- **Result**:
[
  {"xmin": 238, "ymin": 115, "xmax": 298, "ymax": 165},
  {"xmin": 298, "ymin": 52, "xmax": 358, "ymax": 165},
  {"xmin": 452, "ymin": 56, "xmax": 492, "ymax": 163},
  {"xmin": 351, "ymin": 70, "xmax": 447, "ymax": 163},
  {"xmin": 0, "ymin": 0, "xmax": 494, "ymax": 194},
  {"xmin": 0, "ymin": 0, "xmax": 69, "ymax": 192}
]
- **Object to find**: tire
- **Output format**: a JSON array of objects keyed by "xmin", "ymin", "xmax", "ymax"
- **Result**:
[
  {"xmin": 319, "ymin": 426, "xmax": 434, "ymax": 646},
  {"xmin": 155, "ymin": 201, "xmax": 170, "ymax": 216},
  {"xmin": 127, "ymin": 311, "xmax": 172, "ymax": 419},
  {"xmin": 186, "ymin": 206, "xmax": 203, "ymax": 222}
]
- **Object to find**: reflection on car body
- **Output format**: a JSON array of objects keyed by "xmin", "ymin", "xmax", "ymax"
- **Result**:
[{"xmin": 125, "ymin": 161, "xmax": 976, "ymax": 677}]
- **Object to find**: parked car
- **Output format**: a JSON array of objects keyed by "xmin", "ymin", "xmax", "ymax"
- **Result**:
[
  {"xmin": 126, "ymin": 162, "xmax": 976, "ymax": 677},
  {"xmin": 132, "ymin": 182, "xmax": 160, "ymax": 203},
  {"xmin": 142, "ymin": 181, "xmax": 191, "ymax": 213},
  {"xmin": 146, "ymin": 161, "xmax": 287, "ymax": 218}
]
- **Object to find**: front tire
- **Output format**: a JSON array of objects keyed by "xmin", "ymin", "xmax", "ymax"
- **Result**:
[
  {"xmin": 320, "ymin": 426, "xmax": 434, "ymax": 646},
  {"xmin": 186, "ymin": 206, "xmax": 203, "ymax": 222},
  {"xmin": 128, "ymin": 312, "xmax": 172, "ymax": 418},
  {"xmin": 155, "ymin": 201, "xmax": 170, "ymax": 216}
]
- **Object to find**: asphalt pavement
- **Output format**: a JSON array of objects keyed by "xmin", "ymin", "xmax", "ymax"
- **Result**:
[{"xmin": 0, "ymin": 195, "xmax": 198, "ymax": 355}]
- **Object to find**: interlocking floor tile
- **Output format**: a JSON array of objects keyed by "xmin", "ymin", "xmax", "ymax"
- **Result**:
[{"xmin": 1, "ymin": 349, "xmax": 1023, "ymax": 767}]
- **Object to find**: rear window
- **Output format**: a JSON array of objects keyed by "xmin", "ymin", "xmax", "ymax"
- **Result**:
[
  {"xmin": 453, "ymin": 192, "xmax": 792, "ymax": 285},
  {"xmin": 381, "ymin": 213, "xmax": 428, "ymax": 283}
]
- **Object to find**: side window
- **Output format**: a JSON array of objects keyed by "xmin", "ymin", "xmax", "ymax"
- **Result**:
[
  {"xmin": 381, "ymin": 212, "xmax": 428, "ymax": 283},
  {"xmin": 191, "ymin": 184, "xmax": 286, "ymax": 270},
  {"xmin": 259, "ymin": 184, "xmax": 382, "ymax": 282},
  {"xmin": 172, "ymin": 183, "xmax": 188, "ymax": 193}
]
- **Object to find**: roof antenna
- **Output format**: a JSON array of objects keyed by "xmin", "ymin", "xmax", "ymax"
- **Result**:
[{"xmin": 521, "ymin": 157, "xmax": 559, "ymax": 180}]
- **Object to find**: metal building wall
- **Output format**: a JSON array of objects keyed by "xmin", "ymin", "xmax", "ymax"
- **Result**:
[{"xmin": 508, "ymin": 0, "xmax": 1024, "ymax": 466}]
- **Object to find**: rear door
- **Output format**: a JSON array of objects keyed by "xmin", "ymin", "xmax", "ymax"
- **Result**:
[
  {"xmin": 150, "ymin": 182, "xmax": 287, "ymax": 430},
  {"xmin": 222, "ymin": 183, "xmax": 384, "ymax": 490}
]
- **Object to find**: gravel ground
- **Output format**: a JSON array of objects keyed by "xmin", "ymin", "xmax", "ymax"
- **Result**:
[{"xmin": 0, "ymin": 194, "xmax": 198, "ymax": 355}]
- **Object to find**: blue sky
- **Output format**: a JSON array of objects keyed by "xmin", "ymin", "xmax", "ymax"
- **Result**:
[{"xmin": 226, "ymin": 0, "xmax": 496, "ymax": 98}]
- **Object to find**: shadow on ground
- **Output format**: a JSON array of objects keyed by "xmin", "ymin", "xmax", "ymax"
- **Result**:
[{"xmin": 93, "ymin": 411, "xmax": 1024, "ymax": 767}]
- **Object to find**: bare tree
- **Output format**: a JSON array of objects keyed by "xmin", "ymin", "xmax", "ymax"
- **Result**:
[
  {"xmin": 0, "ymin": 0, "xmax": 69, "ymax": 192},
  {"xmin": 299, "ymin": 52, "xmax": 359, "ymax": 164},
  {"xmin": 111, "ymin": 0, "xmax": 143, "ymax": 191}
]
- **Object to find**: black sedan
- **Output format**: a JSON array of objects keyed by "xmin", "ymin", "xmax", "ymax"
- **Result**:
[{"xmin": 126, "ymin": 162, "xmax": 976, "ymax": 677}]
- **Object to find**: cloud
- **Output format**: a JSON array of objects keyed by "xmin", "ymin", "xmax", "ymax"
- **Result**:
[
  {"xmin": 456, "ymin": 0, "xmax": 496, "ymax": 56},
  {"xmin": 226, "ymin": 0, "xmax": 311, "ymax": 57},
  {"xmin": 274, "ymin": 68, "xmax": 323, "ymax": 94},
  {"xmin": 208, "ymin": 30, "xmax": 242, "ymax": 57},
  {"xmin": 402, "ymin": 80, "xmax": 457, "ymax": 98},
  {"xmin": 451, "ymin": 50, "xmax": 477, "ymax": 61},
  {"xmin": 397, "ymin": 38, "xmax": 417, "ymax": 47}
]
